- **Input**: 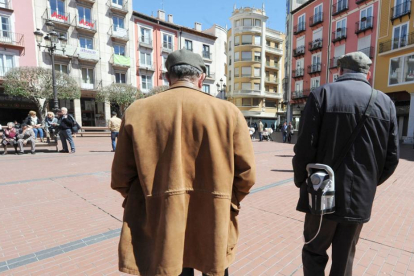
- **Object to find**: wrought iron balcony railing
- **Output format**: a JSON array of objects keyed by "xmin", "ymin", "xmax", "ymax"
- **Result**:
[
  {"xmin": 332, "ymin": 0, "xmax": 349, "ymax": 16},
  {"xmin": 379, "ymin": 32, "xmax": 414, "ymax": 53},
  {"xmin": 0, "ymin": 31, "xmax": 24, "ymax": 47},
  {"xmin": 293, "ymin": 23, "xmax": 306, "ymax": 35},
  {"xmin": 355, "ymin": 16, "xmax": 374, "ymax": 34},
  {"xmin": 308, "ymin": 39, "xmax": 323, "ymax": 51},
  {"xmin": 307, "ymin": 63, "xmax": 322, "ymax": 74},
  {"xmin": 309, "ymin": 12, "xmax": 324, "ymax": 27},
  {"xmin": 292, "ymin": 68, "xmax": 304, "ymax": 78},
  {"xmin": 293, "ymin": 45, "xmax": 305, "ymax": 57},
  {"xmin": 391, "ymin": 1, "xmax": 411, "ymax": 22},
  {"xmin": 332, "ymin": 28, "xmax": 347, "ymax": 42},
  {"xmin": 358, "ymin": 46, "xmax": 374, "ymax": 58}
]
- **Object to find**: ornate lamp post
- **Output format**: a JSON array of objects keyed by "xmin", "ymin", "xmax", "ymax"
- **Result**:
[
  {"xmin": 34, "ymin": 21, "xmax": 67, "ymax": 113},
  {"xmin": 216, "ymin": 78, "xmax": 226, "ymax": 100}
]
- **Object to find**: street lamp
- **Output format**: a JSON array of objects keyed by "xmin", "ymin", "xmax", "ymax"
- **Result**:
[
  {"xmin": 216, "ymin": 78, "xmax": 226, "ymax": 100},
  {"xmin": 34, "ymin": 22, "xmax": 67, "ymax": 113}
]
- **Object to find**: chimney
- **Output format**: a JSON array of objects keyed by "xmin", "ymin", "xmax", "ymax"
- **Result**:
[
  {"xmin": 168, "ymin": 14, "xmax": 173, "ymax": 23},
  {"xmin": 157, "ymin": 10, "xmax": 166, "ymax": 21},
  {"xmin": 195, "ymin": 22, "xmax": 202, "ymax": 31}
]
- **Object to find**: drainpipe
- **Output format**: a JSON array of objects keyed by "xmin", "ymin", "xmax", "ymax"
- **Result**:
[
  {"xmin": 326, "ymin": 0, "xmax": 334, "ymax": 83},
  {"xmin": 372, "ymin": 0, "xmax": 381, "ymax": 87}
]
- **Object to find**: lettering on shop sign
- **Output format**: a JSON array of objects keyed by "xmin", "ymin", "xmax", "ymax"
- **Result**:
[
  {"xmin": 79, "ymin": 19, "xmax": 94, "ymax": 28},
  {"xmin": 51, "ymin": 12, "xmax": 68, "ymax": 22}
]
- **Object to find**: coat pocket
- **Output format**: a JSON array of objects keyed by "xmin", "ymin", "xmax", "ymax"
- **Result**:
[{"xmin": 227, "ymin": 203, "xmax": 240, "ymax": 255}]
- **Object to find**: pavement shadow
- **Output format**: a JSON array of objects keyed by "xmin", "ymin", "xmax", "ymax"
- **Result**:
[
  {"xmin": 399, "ymin": 144, "xmax": 414, "ymax": 162},
  {"xmin": 271, "ymin": 169, "xmax": 294, "ymax": 173}
]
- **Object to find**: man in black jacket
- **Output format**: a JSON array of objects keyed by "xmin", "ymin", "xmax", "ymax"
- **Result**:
[{"xmin": 292, "ymin": 52, "xmax": 399, "ymax": 276}]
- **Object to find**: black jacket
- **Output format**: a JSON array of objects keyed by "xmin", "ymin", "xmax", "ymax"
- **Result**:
[
  {"xmin": 57, "ymin": 115, "xmax": 74, "ymax": 130},
  {"xmin": 292, "ymin": 73, "xmax": 399, "ymax": 223}
]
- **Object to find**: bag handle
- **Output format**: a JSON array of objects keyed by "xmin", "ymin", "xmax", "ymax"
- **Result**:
[{"xmin": 332, "ymin": 88, "xmax": 378, "ymax": 172}]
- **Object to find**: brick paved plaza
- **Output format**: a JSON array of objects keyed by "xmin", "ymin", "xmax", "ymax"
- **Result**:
[{"xmin": 0, "ymin": 138, "xmax": 413, "ymax": 276}]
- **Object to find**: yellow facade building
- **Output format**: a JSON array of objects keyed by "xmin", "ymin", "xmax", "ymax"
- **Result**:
[
  {"xmin": 226, "ymin": 6, "xmax": 286, "ymax": 127},
  {"xmin": 375, "ymin": 0, "xmax": 414, "ymax": 142}
]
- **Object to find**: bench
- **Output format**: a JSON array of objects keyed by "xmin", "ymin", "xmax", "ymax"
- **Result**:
[
  {"xmin": 79, "ymin": 126, "xmax": 111, "ymax": 137},
  {"xmin": 1, "ymin": 127, "xmax": 59, "ymax": 153}
]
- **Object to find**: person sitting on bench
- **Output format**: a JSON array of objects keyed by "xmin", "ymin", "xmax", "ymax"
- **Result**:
[{"xmin": 16, "ymin": 123, "xmax": 36, "ymax": 155}]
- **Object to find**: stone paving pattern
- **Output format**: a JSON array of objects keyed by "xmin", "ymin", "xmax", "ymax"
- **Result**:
[{"xmin": 0, "ymin": 137, "xmax": 413, "ymax": 275}]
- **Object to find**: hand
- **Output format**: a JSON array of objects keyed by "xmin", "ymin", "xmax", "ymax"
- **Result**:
[{"xmin": 23, "ymin": 140, "xmax": 27, "ymax": 145}]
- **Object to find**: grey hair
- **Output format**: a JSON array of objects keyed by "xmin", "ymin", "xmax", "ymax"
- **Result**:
[
  {"xmin": 340, "ymin": 68, "xmax": 368, "ymax": 76},
  {"xmin": 7, "ymin": 122, "xmax": 15, "ymax": 127},
  {"xmin": 167, "ymin": 64, "xmax": 203, "ymax": 82},
  {"xmin": 61, "ymin": 107, "xmax": 68, "ymax": 111}
]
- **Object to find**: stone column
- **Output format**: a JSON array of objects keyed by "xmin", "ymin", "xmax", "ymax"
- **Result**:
[
  {"xmin": 404, "ymin": 92, "xmax": 414, "ymax": 144},
  {"xmin": 105, "ymin": 101, "xmax": 111, "ymax": 127},
  {"xmin": 74, "ymin": 99, "xmax": 82, "ymax": 127}
]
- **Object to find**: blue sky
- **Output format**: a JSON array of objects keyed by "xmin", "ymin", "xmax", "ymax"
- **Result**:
[{"xmin": 132, "ymin": 0, "xmax": 287, "ymax": 33}]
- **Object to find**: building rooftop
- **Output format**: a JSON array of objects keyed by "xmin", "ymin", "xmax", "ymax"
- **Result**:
[{"xmin": 232, "ymin": 5, "xmax": 266, "ymax": 16}]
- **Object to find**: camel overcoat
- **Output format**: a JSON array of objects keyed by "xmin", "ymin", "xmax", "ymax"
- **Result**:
[{"xmin": 111, "ymin": 82, "xmax": 256, "ymax": 276}]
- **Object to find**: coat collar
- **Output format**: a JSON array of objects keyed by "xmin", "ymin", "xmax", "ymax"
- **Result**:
[
  {"xmin": 335, "ymin": 73, "xmax": 370, "ymax": 85},
  {"xmin": 168, "ymin": 81, "xmax": 213, "ymax": 96}
]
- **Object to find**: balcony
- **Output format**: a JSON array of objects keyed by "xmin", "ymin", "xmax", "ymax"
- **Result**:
[
  {"xmin": 265, "ymin": 63, "xmax": 280, "ymax": 70},
  {"xmin": 110, "ymin": 54, "xmax": 131, "ymax": 68},
  {"xmin": 161, "ymin": 42, "xmax": 173, "ymax": 53},
  {"xmin": 107, "ymin": 0, "xmax": 128, "ymax": 14},
  {"xmin": 137, "ymin": 63, "xmax": 155, "ymax": 71},
  {"xmin": 292, "ymin": 68, "xmax": 304, "ymax": 78},
  {"xmin": 308, "ymin": 39, "xmax": 323, "ymax": 51},
  {"xmin": 292, "ymin": 90, "xmax": 305, "ymax": 99},
  {"xmin": 233, "ymin": 26, "xmax": 262, "ymax": 34},
  {"xmin": 205, "ymin": 73, "xmax": 215, "ymax": 80},
  {"xmin": 109, "ymin": 25, "xmax": 129, "ymax": 42},
  {"xmin": 307, "ymin": 63, "xmax": 322, "ymax": 74},
  {"xmin": 0, "ymin": 0, "xmax": 12, "ymax": 10},
  {"xmin": 43, "ymin": 9, "xmax": 71, "ymax": 28},
  {"xmin": 202, "ymin": 51, "xmax": 212, "ymax": 60},
  {"xmin": 0, "ymin": 31, "xmax": 24, "ymax": 48},
  {"xmin": 230, "ymin": 90, "xmax": 262, "ymax": 98},
  {"xmin": 80, "ymin": 79, "xmax": 102, "ymax": 91},
  {"xmin": 332, "ymin": 28, "xmax": 347, "ymax": 43},
  {"xmin": 293, "ymin": 45, "xmax": 305, "ymax": 57},
  {"xmin": 330, "ymin": 57, "xmax": 339, "ymax": 68},
  {"xmin": 358, "ymin": 46, "xmax": 374, "ymax": 58},
  {"xmin": 293, "ymin": 23, "xmax": 306, "ymax": 35},
  {"xmin": 76, "ymin": 0, "xmax": 95, "ymax": 4},
  {"xmin": 379, "ymin": 32, "xmax": 414, "ymax": 53},
  {"xmin": 0, "ymin": 67, "xmax": 14, "ymax": 79},
  {"xmin": 309, "ymin": 13, "xmax": 324, "ymax": 27},
  {"xmin": 356, "ymin": 0, "xmax": 368, "ymax": 4},
  {"xmin": 391, "ymin": 1, "xmax": 411, "ymax": 23},
  {"xmin": 264, "ymin": 91, "xmax": 283, "ymax": 99},
  {"xmin": 76, "ymin": 48, "xmax": 99, "ymax": 63},
  {"xmin": 355, "ymin": 16, "xmax": 374, "ymax": 34},
  {"xmin": 332, "ymin": 0, "xmax": 349, "ymax": 16},
  {"xmin": 75, "ymin": 17, "xmax": 97, "ymax": 33},
  {"xmin": 265, "ymin": 77, "xmax": 279, "ymax": 84},
  {"xmin": 139, "ymin": 36, "xmax": 152, "ymax": 48},
  {"xmin": 266, "ymin": 46, "xmax": 283, "ymax": 55}
]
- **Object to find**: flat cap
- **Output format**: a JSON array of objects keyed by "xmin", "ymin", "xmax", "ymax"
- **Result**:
[
  {"xmin": 165, "ymin": 48, "xmax": 206, "ymax": 73},
  {"xmin": 337, "ymin": 51, "xmax": 372, "ymax": 74}
]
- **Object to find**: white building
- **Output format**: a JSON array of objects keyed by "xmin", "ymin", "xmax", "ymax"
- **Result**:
[{"xmin": 33, "ymin": 0, "xmax": 136, "ymax": 126}]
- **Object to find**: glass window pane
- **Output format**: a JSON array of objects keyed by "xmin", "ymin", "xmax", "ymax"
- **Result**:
[
  {"xmin": 242, "ymin": 98, "xmax": 251, "ymax": 106},
  {"xmin": 389, "ymin": 57, "xmax": 402, "ymax": 85},
  {"xmin": 241, "ymin": 83, "xmax": 251, "ymax": 90}
]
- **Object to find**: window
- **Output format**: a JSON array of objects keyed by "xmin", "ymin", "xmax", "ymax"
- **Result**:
[
  {"xmin": 161, "ymin": 55, "xmax": 167, "ymax": 70},
  {"xmin": 202, "ymin": 45, "xmax": 210, "ymax": 58},
  {"xmin": 312, "ymin": 53, "xmax": 321, "ymax": 71},
  {"xmin": 235, "ymin": 52, "xmax": 240, "ymax": 61},
  {"xmin": 79, "ymin": 37, "xmax": 93, "ymax": 49},
  {"xmin": 140, "ymin": 52, "xmax": 152, "ymax": 66},
  {"xmin": 254, "ymin": 35, "xmax": 261, "ymax": 45},
  {"xmin": 235, "ymin": 20, "xmax": 240, "ymax": 27},
  {"xmin": 81, "ymin": 68, "xmax": 94, "ymax": 89},
  {"xmin": 253, "ymin": 83, "xmax": 260, "ymax": 90},
  {"xmin": 234, "ymin": 67, "xmax": 240, "ymax": 77},
  {"xmin": 314, "ymin": 4, "xmax": 323, "ymax": 22},
  {"xmin": 296, "ymin": 58, "xmax": 304, "ymax": 70},
  {"xmin": 241, "ymin": 83, "xmax": 251, "ymax": 90},
  {"xmin": 311, "ymin": 77, "xmax": 320, "ymax": 91},
  {"xmin": 242, "ymin": 66, "xmax": 251, "ymax": 77},
  {"xmin": 235, "ymin": 36, "xmax": 240, "ymax": 46},
  {"xmin": 241, "ymin": 51, "xmax": 252, "ymax": 61},
  {"xmin": 389, "ymin": 54, "xmax": 414, "ymax": 85},
  {"xmin": 393, "ymin": 0, "xmax": 411, "ymax": 17},
  {"xmin": 335, "ymin": 18, "xmax": 346, "ymax": 39},
  {"xmin": 185, "ymin": 40, "xmax": 193, "ymax": 51},
  {"xmin": 113, "ymin": 16, "xmax": 124, "ymax": 30},
  {"xmin": 112, "ymin": 0, "xmax": 123, "ymax": 5},
  {"xmin": 228, "ymin": 41, "xmax": 232, "ymax": 51},
  {"xmin": 242, "ymin": 98, "xmax": 251, "ymax": 106},
  {"xmin": 243, "ymin": 19, "xmax": 252, "ymax": 26},
  {"xmin": 357, "ymin": 35, "xmax": 371, "ymax": 57},
  {"xmin": 235, "ymin": 82, "xmax": 240, "ymax": 91},
  {"xmin": 78, "ymin": 6, "xmax": 92, "ymax": 23},
  {"xmin": 50, "ymin": 0, "xmax": 65, "ymax": 14},
  {"xmin": 140, "ymin": 27, "xmax": 151, "ymax": 44},
  {"xmin": 333, "ymin": 74, "xmax": 339, "ymax": 81},
  {"xmin": 252, "ymin": 98, "xmax": 260, "ymax": 106},
  {"xmin": 255, "ymin": 19, "xmax": 261, "ymax": 26},
  {"xmin": 0, "ymin": 54, "xmax": 15, "ymax": 75},
  {"xmin": 360, "ymin": 6, "xmax": 373, "ymax": 30},
  {"xmin": 313, "ymin": 28, "xmax": 322, "ymax": 42},
  {"xmin": 142, "ymin": 75, "xmax": 152, "ymax": 90},
  {"xmin": 254, "ymin": 52, "xmax": 261, "ymax": 62},
  {"xmin": 336, "ymin": 0, "xmax": 348, "ymax": 12},
  {"xmin": 242, "ymin": 35, "xmax": 252, "ymax": 45},
  {"xmin": 163, "ymin": 33, "xmax": 173, "ymax": 49},
  {"xmin": 0, "ymin": 16, "xmax": 9, "ymax": 38},
  {"xmin": 265, "ymin": 100, "xmax": 277, "ymax": 108},
  {"xmin": 202, "ymin": 85, "xmax": 210, "ymax": 94},
  {"xmin": 298, "ymin": 14, "xmax": 305, "ymax": 31},
  {"xmin": 54, "ymin": 64, "xmax": 68, "ymax": 74},
  {"xmin": 115, "ymin": 72, "xmax": 126, "ymax": 83},
  {"xmin": 392, "ymin": 23, "xmax": 408, "ymax": 50},
  {"xmin": 114, "ymin": 44, "xmax": 125, "ymax": 56},
  {"xmin": 229, "ymin": 56, "xmax": 232, "ymax": 65},
  {"xmin": 295, "ymin": 80, "xmax": 303, "ymax": 95},
  {"xmin": 205, "ymin": 64, "xmax": 210, "ymax": 76},
  {"xmin": 254, "ymin": 67, "xmax": 260, "ymax": 77}
]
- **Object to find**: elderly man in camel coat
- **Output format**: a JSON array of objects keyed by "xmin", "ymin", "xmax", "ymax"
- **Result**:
[{"xmin": 111, "ymin": 49, "xmax": 256, "ymax": 276}]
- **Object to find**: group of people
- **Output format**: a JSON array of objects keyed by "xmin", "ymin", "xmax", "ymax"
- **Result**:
[{"xmin": 1, "ymin": 107, "xmax": 78, "ymax": 155}]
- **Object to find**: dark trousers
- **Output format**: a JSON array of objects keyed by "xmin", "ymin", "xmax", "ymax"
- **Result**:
[
  {"xmin": 180, "ymin": 268, "xmax": 229, "ymax": 276},
  {"xmin": 302, "ymin": 213, "xmax": 363, "ymax": 276}
]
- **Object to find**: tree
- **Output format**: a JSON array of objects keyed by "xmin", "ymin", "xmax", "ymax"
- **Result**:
[
  {"xmin": 3, "ymin": 67, "xmax": 80, "ymax": 119},
  {"xmin": 146, "ymin": 85, "xmax": 169, "ymax": 97},
  {"xmin": 97, "ymin": 83, "xmax": 142, "ymax": 116}
]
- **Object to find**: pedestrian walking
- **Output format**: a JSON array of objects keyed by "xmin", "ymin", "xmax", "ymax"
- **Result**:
[
  {"xmin": 287, "ymin": 122, "xmax": 293, "ymax": 143},
  {"xmin": 292, "ymin": 52, "xmax": 399, "ymax": 276},
  {"xmin": 282, "ymin": 122, "xmax": 288, "ymax": 143},
  {"xmin": 57, "ymin": 107, "xmax": 76, "ymax": 154},
  {"xmin": 111, "ymin": 49, "xmax": 256, "ymax": 276},
  {"xmin": 2, "ymin": 122, "xmax": 18, "ymax": 155},
  {"xmin": 258, "ymin": 120, "xmax": 264, "ymax": 141},
  {"xmin": 16, "ymin": 123, "xmax": 36, "ymax": 155},
  {"xmin": 108, "ymin": 111, "xmax": 121, "ymax": 152}
]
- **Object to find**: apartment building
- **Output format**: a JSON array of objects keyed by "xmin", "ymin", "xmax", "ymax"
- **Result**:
[
  {"xmin": 33, "ymin": 0, "xmax": 136, "ymax": 127},
  {"xmin": 290, "ymin": 0, "xmax": 379, "ymax": 129},
  {"xmin": 0, "ymin": 0, "xmax": 38, "ymax": 125},
  {"xmin": 134, "ymin": 10, "xmax": 227, "ymax": 97},
  {"xmin": 374, "ymin": 0, "xmax": 413, "ymax": 143},
  {"xmin": 227, "ymin": 6, "xmax": 286, "ymax": 127}
]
